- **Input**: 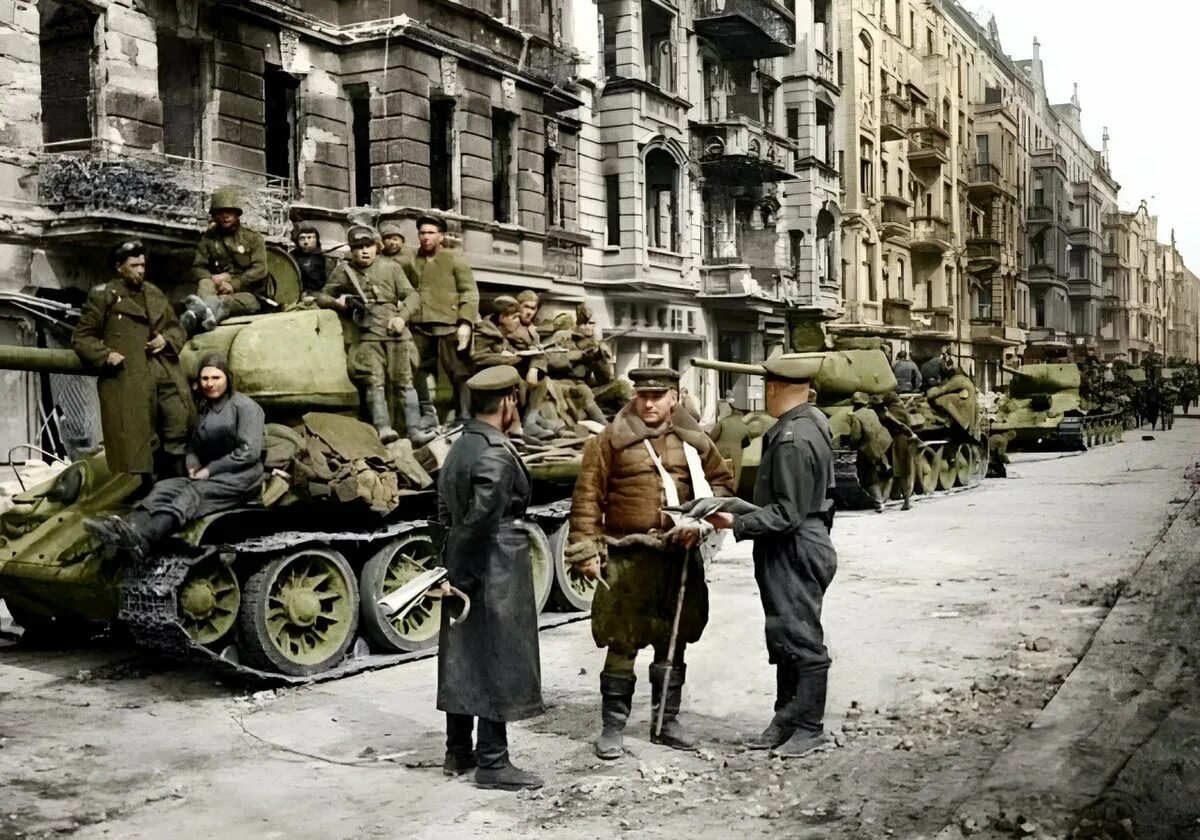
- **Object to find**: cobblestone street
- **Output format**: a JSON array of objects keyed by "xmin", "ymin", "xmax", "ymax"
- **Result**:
[{"xmin": 2, "ymin": 423, "xmax": 1197, "ymax": 840}]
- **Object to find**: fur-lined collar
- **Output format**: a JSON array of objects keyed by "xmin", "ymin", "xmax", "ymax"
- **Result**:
[{"xmin": 609, "ymin": 403, "xmax": 711, "ymax": 450}]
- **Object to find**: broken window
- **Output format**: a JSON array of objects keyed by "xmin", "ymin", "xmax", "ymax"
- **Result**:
[
  {"xmin": 346, "ymin": 83, "xmax": 372, "ymax": 206},
  {"xmin": 544, "ymin": 147, "xmax": 560, "ymax": 229},
  {"xmin": 492, "ymin": 109, "xmax": 516, "ymax": 223},
  {"xmin": 40, "ymin": 0, "xmax": 98, "ymax": 149},
  {"xmin": 158, "ymin": 34, "xmax": 204, "ymax": 159},
  {"xmin": 605, "ymin": 174, "xmax": 621, "ymax": 246},
  {"xmin": 641, "ymin": 2, "xmax": 676, "ymax": 93},
  {"xmin": 430, "ymin": 98, "xmax": 456, "ymax": 211},
  {"xmin": 264, "ymin": 67, "xmax": 299, "ymax": 185},
  {"xmin": 645, "ymin": 149, "xmax": 679, "ymax": 252}
]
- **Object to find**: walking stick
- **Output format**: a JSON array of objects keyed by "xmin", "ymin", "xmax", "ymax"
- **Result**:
[{"xmin": 655, "ymin": 546, "xmax": 693, "ymax": 739}]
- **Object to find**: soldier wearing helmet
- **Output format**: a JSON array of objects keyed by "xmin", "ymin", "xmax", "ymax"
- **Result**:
[{"xmin": 182, "ymin": 186, "xmax": 269, "ymax": 334}]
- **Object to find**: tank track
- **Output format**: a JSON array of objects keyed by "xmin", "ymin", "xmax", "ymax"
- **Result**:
[
  {"xmin": 118, "ymin": 509, "xmax": 582, "ymax": 686},
  {"xmin": 1056, "ymin": 411, "xmax": 1124, "ymax": 450}
]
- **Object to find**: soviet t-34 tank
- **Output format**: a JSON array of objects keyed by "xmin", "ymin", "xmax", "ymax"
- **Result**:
[
  {"xmin": 990, "ymin": 363, "xmax": 1123, "ymax": 451},
  {"xmin": 0, "ymin": 308, "xmax": 588, "ymax": 682},
  {"xmin": 692, "ymin": 345, "xmax": 989, "ymax": 509}
]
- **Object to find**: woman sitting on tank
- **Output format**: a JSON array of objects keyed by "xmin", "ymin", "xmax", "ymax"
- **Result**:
[{"xmin": 85, "ymin": 352, "xmax": 265, "ymax": 559}]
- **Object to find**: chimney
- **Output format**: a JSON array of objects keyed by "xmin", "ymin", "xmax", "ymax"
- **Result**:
[{"xmin": 1032, "ymin": 36, "xmax": 1040, "ymax": 61}]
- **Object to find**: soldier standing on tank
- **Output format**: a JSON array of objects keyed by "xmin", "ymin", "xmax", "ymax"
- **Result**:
[
  {"xmin": 291, "ymin": 222, "xmax": 328, "ymax": 293},
  {"xmin": 182, "ymin": 187, "xmax": 270, "ymax": 334},
  {"xmin": 406, "ymin": 214, "xmax": 479, "ymax": 424},
  {"xmin": 316, "ymin": 225, "xmax": 426, "ymax": 445},
  {"xmin": 379, "ymin": 221, "xmax": 411, "ymax": 261},
  {"xmin": 705, "ymin": 356, "xmax": 838, "ymax": 758},
  {"xmin": 567, "ymin": 368, "xmax": 734, "ymax": 759},
  {"xmin": 437, "ymin": 364, "xmax": 544, "ymax": 791},
  {"xmin": 73, "ymin": 239, "xmax": 195, "ymax": 479}
]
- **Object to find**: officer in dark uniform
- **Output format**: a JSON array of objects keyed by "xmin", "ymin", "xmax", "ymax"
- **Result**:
[
  {"xmin": 706, "ymin": 354, "xmax": 838, "ymax": 757},
  {"xmin": 436, "ymin": 365, "xmax": 544, "ymax": 791}
]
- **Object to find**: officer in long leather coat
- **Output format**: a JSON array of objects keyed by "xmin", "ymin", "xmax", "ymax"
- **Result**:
[{"xmin": 436, "ymin": 365, "xmax": 544, "ymax": 791}]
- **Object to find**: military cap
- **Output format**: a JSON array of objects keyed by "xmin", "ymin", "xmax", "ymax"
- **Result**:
[
  {"xmin": 347, "ymin": 225, "xmax": 379, "ymax": 247},
  {"xmin": 763, "ymin": 353, "xmax": 824, "ymax": 383},
  {"xmin": 851, "ymin": 391, "xmax": 871, "ymax": 407},
  {"xmin": 466, "ymin": 365, "xmax": 521, "ymax": 392},
  {"xmin": 493, "ymin": 295, "xmax": 520, "ymax": 316},
  {"xmin": 209, "ymin": 186, "xmax": 243, "ymax": 213},
  {"xmin": 378, "ymin": 221, "xmax": 405, "ymax": 238},
  {"xmin": 516, "ymin": 289, "xmax": 540, "ymax": 305},
  {"xmin": 415, "ymin": 214, "xmax": 448, "ymax": 232},
  {"xmin": 629, "ymin": 367, "xmax": 681, "ymax": 392}
]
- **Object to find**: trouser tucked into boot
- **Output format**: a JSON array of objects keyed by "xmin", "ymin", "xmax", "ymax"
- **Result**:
[
  {"xmin": 472, "ymin": 718, "xmax": 542, "ymax": 791},
  {"xmin": 649, "ymin": 662, "xmax": 696, "ymax": 751},
  {"xmin": 744, "ymin": 659, "xmax": 801, "ymax": 750},
  {"xmin": 771, "ymin": 668, "xmax": 831, "ymax": 757},
  {"xmin": 364, "ymin": 387, "xmax": 399, "ymax": 444},
  {"xmin": 595, "ymin": 671, "xmax": 636, "ymax": 760}
]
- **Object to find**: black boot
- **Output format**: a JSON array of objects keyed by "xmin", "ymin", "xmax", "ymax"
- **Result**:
[
  {"xmin": 366, "ymin": 387, "xmax": 400, "ymax": 444},
  {"xmin": 649, "ymin": 663, "xmax": 697, "ymax": 751},
  {"xmin": 771, "ymin": 671, "xmax": 831, "ymax": 758},
  {"xmin": 83, "ymin": 516, "xmax": 126, "ymax": 560},
  {"xmin": 595, "ymin": 672, "xmax": 635, "ymax": 760},
  {"xmin": 444, "ymin": 713, "xmax": 476, "ymax": 777},
  {"xmin": 401, "ymin": 388, "xmax": 437, "ymax": 447},
  {"xmin": 473, "ymin": 718, "xmax": 542, "ymax": 791},
  {"xmin": 744, "ymin": 661, "xmax": 799, "ymax": 750},
  {"xmin": 180, "ymin": 295, "xmax": 212, "ymax": 336}
]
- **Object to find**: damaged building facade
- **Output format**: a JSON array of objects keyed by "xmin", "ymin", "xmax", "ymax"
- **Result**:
[{"xmin": 0, "ymin": 0, "xmax": 585, "ymax": 454}]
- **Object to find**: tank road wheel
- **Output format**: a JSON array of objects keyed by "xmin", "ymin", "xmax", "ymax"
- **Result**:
[
  {"xmin": 952, "ymin": 444, "xmax": 971, "ymax": 487},
  {"xmin": 934, "ymin": 446, "xmax": 956, "ymax": 491},
  {"xmin": 915, "ymin": 446, "xmax": 938, "ymax": 494},
  {"xmin": 519, "ymin": 521, "xmax": 555, "ymax": 613},
  {"xmin": 547, "ymin": 520, "xmax": 596, "ymax": 612},
  {"xmin": 178, "ymin": 559, "xmax": 240, "ymax": 646},
  {"xmin": 358, "ymin": 530, "xmax": 441, "ymax": 653},
  {"xmin": 238, "ymin": 548, "xmax": 360, "ymax": 677}
]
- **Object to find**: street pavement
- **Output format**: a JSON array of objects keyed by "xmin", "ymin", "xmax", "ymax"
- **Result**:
[{"xmin": 1, "ymin": 423, "xmax": 1197, "ymax": 840}]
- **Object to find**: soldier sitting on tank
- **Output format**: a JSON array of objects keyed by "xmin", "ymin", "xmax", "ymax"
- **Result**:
[
  {"xmin": 84, "ymin": 352, "xmax": 264, "ymax": 560},
  {"xmin": 846, "ymin": 392, "xmax": 894, "ymax": 513},
  {"xmin": 73, "ymin": 238, "xmax": 196, "ymax": 480},
  {"xmin": 316, "ymin": 225, "xmax": 429, "ymax": 446},
  {"xmin": 181, "ymin": 187, "xmax": 270, "ymax": 335},
  {"xmin": 543, "ymin": 308, "xmax": 611, "ymax": 427},
  {"xmin": 291, "ymin": 222, "xmax": 328, "ymax": 293},
  {"xmin": 473, "ymin": 296, "xmax": 559, "ymax": 441},
  {"xmin": 920, "ymin": 352, "xmax": 950, "ymax": 390},
  {"xmin": 891, "ymin": 350, "xmax": 922, "ymax": 393}
]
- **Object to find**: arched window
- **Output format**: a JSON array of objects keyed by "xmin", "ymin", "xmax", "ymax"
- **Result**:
[
  {"xmin": 645, "ymin": 149, "xmax": 680, "ymax": 251},
  {"xmin": 857, "ymin": 33, "xmax": 873, "ymax": 94}
]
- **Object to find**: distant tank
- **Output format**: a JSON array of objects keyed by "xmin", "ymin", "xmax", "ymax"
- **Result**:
[
  {"xmin": 692, "ymin": 346, "xmax": 989, "ymax": 509},
  {"xmin": 0, "ymin": 309, "xmax": 590, "ymax": 682},
  {"xmin": 990, "ymin": 363, "xmax": 1123, "ymax": 450}
]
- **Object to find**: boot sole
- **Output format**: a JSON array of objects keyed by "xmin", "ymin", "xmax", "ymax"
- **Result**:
[
  {"xmin": 649, "ymin": 738, "xmax": 698, "ymax": 752},
  {"xmin": 595, "ymin": 747, "xmax": 624, "ymax": 760},
  {"xmin": 473, "ymin": 781, "xmax": 544, "ymax": 791}
]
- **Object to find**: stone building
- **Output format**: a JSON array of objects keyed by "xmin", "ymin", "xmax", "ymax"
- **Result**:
[
  {"xmin": 0, "ymin": 0, "xmax": 584, "ymax": 455},
  {"xmin": 1100, "ymin": 202, "xmax": 1161, "ymax": 365},
  {"xmin": 570, "ymin": 0, "xmax": 841, "ymax": 410}
]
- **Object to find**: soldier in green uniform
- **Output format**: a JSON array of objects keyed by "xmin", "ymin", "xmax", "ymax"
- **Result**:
[
  {"xmin": 406, "ymin": 215, "xmax": 479, "ymax": 423},
  {"xmin": 379, "ymin": 221, "xmax": 411, "ymax": 261},
  {"xmin": 568, "ymin": 368, "xmax": 735, "ymax": 759},
  {"xmin": 473, "ymin": 296, "xmax": 556, "ymax": 440},
  {"xmin": 316, "ymin": 226, "xmax": 423, "ymax": 445},
  {"xmin": 846, "ymin": 392, "xmax": 893, "ymax": 513},
  {"xmin": 182, "ymin": 187, "xmax": 270, "ymax": 334},
  {"xmin": 544, "ymin": 307, "xmax": 610, "ymax": 426},
  {"xmin": 877, "ymin": 393, "xmax": 917, "ymax": 510},
  {"xmin": 72, "ymin": 239, "xmax": 195, "ymax": 478},
  {"xmin": 703, "ymin": 355, "xmax": 838, "ymax": 758}
]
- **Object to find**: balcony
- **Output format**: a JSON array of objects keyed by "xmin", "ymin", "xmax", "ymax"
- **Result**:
[
  {"xmin": 1069, "ymin": 276, "xmax": 1102, "ymax": 299},
  {"xmin": 1031, "ymin": 149, "xmax": 1067, "ymax": 175},
  {"xmin": 911, "ymin": 216, "xmax": 952, "ymax": 253},
  {"xmin": 966, "ymin": 237, "xmax": 1002, "ymax": 268},
  {"xmin": 1027, "ymin": 327, "xmax": 1070, "ymax": 347},
  {"xmin": 970, "ymin": 316, "xmax": 1022, "ymax": 346},
  {"xmin": 912, "ymin": 306, "xmax": 955, "ymax": 338},
  {"xmin": 907, "ymin": 122, "xmax": 949, "ymax": 171},
  {"xmin": 694, "ymin": 0, "xmax": 795, "ymax": 59},
  {"xmin": 967, "ymin": 162, "xmax": 1005, "ymax": 199},
  {"xmin": 38, "ymin": 139, "xmax": 292, "ymax": 240},
  {"xmin": 880, "ymin": 94, "xmax": 910, "ymax": 143},
  {"xmin": 699, "ymin": 260, "xmax": 781, "ymax": 300},
  {"xmin": 814, "ymin": 50, "xmax": 835, "ymax": 88},
  {"xmin": 883, "ymin": 298, "xmax": 913, "ymax": 329},
  {"xmin": 879, "ymin": 194, "xmax": 912, "ymax": 244},
  {"xmin": 692, "ymin": 119, "xmax": 795, "ymax": 184}
]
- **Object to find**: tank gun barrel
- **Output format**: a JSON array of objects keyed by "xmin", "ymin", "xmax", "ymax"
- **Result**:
[
  {"xmin": 688, "ymin": 358, "xmax": 766, "ymax": 376},
  {"xmin": 1002, "ymin": 365, "xmax": 1024, "ymax": 377},
  {"xmin": 0, "ymin": 345, "xmax": 92, "ymax": 376}
]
